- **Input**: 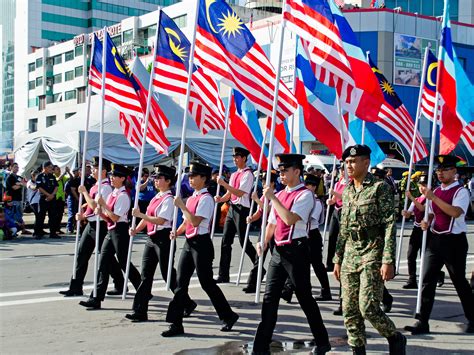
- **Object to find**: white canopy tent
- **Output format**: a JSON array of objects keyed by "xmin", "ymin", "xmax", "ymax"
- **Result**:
[{"xmin": 14, "ymin": 95, "xmax": 239, "ymax": 174}]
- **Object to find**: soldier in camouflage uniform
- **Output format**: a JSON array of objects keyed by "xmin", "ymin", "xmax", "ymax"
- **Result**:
[{"xmin": 333, "ymin": 145, "xmax": 406, "ymax": 355}]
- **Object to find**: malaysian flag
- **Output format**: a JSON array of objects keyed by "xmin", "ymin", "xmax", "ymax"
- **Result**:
[
  {"xmin": 368, "ymin": 55, "xmax": 428, "ymax": 162},
  {"xmin": 153, "ymin": 10, "xmax": 225, "ymax": 134},
  {"xmin": 118, "ymin": 112, "xmax": 143, "ymax": 152},
  {"xmin": 195, "ymin": 0, "xmax": 298, "ymax": 123},
  {"xmin": 461, "ymin": 123, "xmax": 474, "ymax": 156},
  {"xmin": 89, "ymin": 33, "xmax": 144, "ymax": 118},
  {"xmin": 420, "ymin": 49, "xmax": 438, "ymax": 120}
]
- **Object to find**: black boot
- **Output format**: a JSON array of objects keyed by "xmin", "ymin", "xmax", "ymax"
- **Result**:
[
  {"xmin": 387, "ymin": 331, "xmax": 407, "ymax": 355},
  {"xmin": 78, "ymin": 297, "xmax": 101, "ymax": 310},
  {"xmin": 125, "ymin": 312, "xmax": 148, "ymax": 322},
  {"xmin": 404, "ymin": 320, "xmax": 430, "ymax": 334},
  {"xmin": 402, "ymin": 280, "xmax": 418, "ymax": 289},
  {"xmin": 161, "ymin": 323, "xmax": 184, "ymax": 337},
  {"xmin": 352, "ymin": 346, "xmax": 366, "ymax": 355},
  {"xmin": 59, "ymin": 278, "xmax": 83, "ymax": 296}
]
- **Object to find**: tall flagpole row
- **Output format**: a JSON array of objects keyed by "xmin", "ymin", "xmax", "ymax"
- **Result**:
[
  {"xmin": 210, "ymin": 87, "xmax": 233, "ymax": 241},
  {"xmin": 166, "ymin": 3, "xmax": 200, "ymax": 291},
  {"xmin": 288, "ymin": 35, "xmax": 299, "ymax": 153},
  {"xmin": 122, "ymin": 10, "xmax": 162, "ymax": 300},
  {"xmin": 236, "ymin": 124, "xmax": 269, "ymax": 286},
  {"xmin": 416, "ymin": 40, "xmax": 444, "ymax": 315},
  {"xmin": 93, "ymin": 27, "xmax": 108, "ymax": 298},
  {"xmin": 72, "ymin": 38, "xmax": 95, "ymax": 280},
  {"xmin": 396, "ymin": 45, "xmax": 431, "ymax": 274},
  {"xmin": 255, "ymin": 12, "xmax": 287, "ymax": 304}
]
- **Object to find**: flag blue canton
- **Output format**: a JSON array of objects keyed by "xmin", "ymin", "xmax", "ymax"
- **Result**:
[
  {"xmin": 300, "ymin": 0, "xmax": 335, "ymax": 22},
  {"xmin": 424, "ymin": 50, "xmax": 438, "ymax": 92},
  {"xmin": 197, "ymin": 0, "xmax": 255, "ymax": 59},
  {"xmin": 368, "ymin": 57, "xmax": 402, "ymax": 109}
]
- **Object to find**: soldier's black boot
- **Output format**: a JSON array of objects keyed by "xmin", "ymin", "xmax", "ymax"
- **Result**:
[
  {"xmin": 351, "ymin": 346, "xmax": 366, "ymax": 355},
  {"xmin": 387, "ymin": 331, "xmax": 407, "ymax": 355}
]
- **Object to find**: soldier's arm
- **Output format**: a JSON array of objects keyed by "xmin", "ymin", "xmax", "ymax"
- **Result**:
[
  {"xmin": 332, "ymin": 232, "xmax": 347, "ymax": 265},
  {"xmin": 378, "ymin": 182, "xmax": 396, "ymax": 265}
]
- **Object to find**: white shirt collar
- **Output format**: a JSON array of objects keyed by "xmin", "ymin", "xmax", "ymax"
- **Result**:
[
  {"xmin": 286, "ymin": 183, "xmax": 305, "ymax": 192},
  {"xmin": 156, "ymin": 190, "xmax": 172, "ymax": 198},
  {"xmin": 440, "ymin": 181, "xmax": 460, "ymax": 191},
  {"xmin": 193, "ymin": 187, "xmax": 208, "ymax": 196},
  {"xmin": 113, "ymin": 186, "xmax": 126, "ymax": 195}
]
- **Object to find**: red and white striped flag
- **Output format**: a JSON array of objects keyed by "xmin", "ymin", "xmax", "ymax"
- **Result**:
[
  {"xmin": 461, "ymin": 123, "xmax": 474, "ymax": 156},
  {"xmin": 118, "ymin": 112, "xmax": 143, "ymax": 152}
]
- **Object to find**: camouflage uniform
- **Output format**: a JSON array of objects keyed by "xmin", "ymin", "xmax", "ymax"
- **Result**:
[{"xmin": 333, "ymin": 173, "xmax": 397, "ymax": 347}]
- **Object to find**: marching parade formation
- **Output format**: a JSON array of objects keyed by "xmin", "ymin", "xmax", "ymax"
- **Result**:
[{"xmin": 1, "ymin": 0, "xmax": 474, "ymax": 354}]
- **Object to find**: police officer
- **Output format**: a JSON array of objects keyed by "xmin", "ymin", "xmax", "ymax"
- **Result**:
[
  {"xmin": 59, "ymin": 157, "xmax": 124, "ymax": 297},
  {"xmin": 216, "ymin": 147, "xmax": 260, "ymax": 293},
  {"xmin": 162, "ymin": 161, "xmax": 239, "ymax": 337},
  {"xmin": 126, "ymin": 165, "xmax": 196, "ymax": 322},
  {"xmin": 79, "ymin": 164, "xmax": 141, "ymax": 309},
  {"xmin": 333, "ymin": 145, "xmax": 406, "ymax": 355},
  {"xmin": 34, "ymin": 161, "xmax": 59, "ymax": 239},
  {"xmin": 405, "ymin": 155, "xmax": 474, "ymax": 334},
  {"xmin": 252, "ymin": 154, "xmax": 331, "ymax": 355}
]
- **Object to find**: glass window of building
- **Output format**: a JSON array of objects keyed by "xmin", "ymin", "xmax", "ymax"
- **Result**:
[
  {"xmin": 53, "ymin": 55, "xmax": 62, "ymax": 65},
  {"xmin": 29, "ymin": 118, "xmax": 38, "ymax": 133},
  {"xmin": 65, "ymin": 50, "xmax": 74, "ymax": 62},
  {"xmin": 36, "ymin": 76, "xmax": 43, "ymax": 87},
  {"xmin": 28, "ymin": 80, "xmax": 36, "ymax": 90},
  {"xmin": 53, "ymin": 73, "xmax": 62, "ymax": 84},
  {"xmin": 421, "ymin": 0, "xmax": 434, "ymax": 16},
  {"xmin": 123, "ymin": 29, "xmax": 133, "ymax": 43},
  {"xmin": 65, "ymin": 90, "xmax": 76, "ymax": 101},
  {"xmin": 77, "ymin": 87, "xmax": 86, "ymax": 104},
  {"xmin": 28, "ymin": 98, "xmax": 37, "ymax": 107},
  {"xmin": 65, "ymin": 112, "xmax": 76, "ymax": 119},
  {"xmin": 112, "ymin": 35, "xmax": 122, "ymax": 47},
  {"xmin": 28, "ymin": 62, "xmax": 35, "ymax": 72},
  {"xmin": 144, "ymin": 25, "xmax": 156, "ymax": 40},
  {"xmin": 65, "ymin": 70, "xmax": 74, "ymax": 81},
  {"xmin": 46, "ymin": 115, "xmax": 56, "ymax": 127},
  {"xmin": 74, "ymin": 45, "xmax": 84, "ymax": 57},
  {"xmin": 36, "ymin": 58, "xmax": 43, "ymax": 68},
  {"xmin": 39, "ymin": 96, "xmax": 46, "ymax": 111},
  {"xmin": 53, "ymin": 93, "xmax": 63, "ymax": 102},
  {"xmin": 75, "ymin": 66, "xmax": 84, "ymax": 78},
  {"xmin": 173, "ymin": 14, "xmax": 187, "ymax": 28}
]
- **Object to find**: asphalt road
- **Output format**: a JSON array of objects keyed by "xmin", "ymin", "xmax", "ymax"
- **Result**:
[{"xmin": 0, "ymin": 215, "xmax": 473, "ymax": 354}]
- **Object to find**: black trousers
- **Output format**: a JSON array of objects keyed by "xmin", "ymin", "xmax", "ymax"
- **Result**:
[
  {"xmin": 326, "ymin": 207, "xmax": 340, "ymax": 269},
  {"xmin": 93, "ymin": 222, "xmax": 141, "ymax": 301},
  {"xmin": 133, "ymin": 228, "xmax": 194, "ymax": 315},
  {"xmin": 166, "ymin": 234, "xmax": 234, "ymax": 326},
  {"xmin": 406, "ymin": 226, "xmax": 424, "ymax": 282},
  {"xmin": 253, "ymin": 238, "xmax": 329, "ymax": 351},
  {"xmin": 219, "ymin": 204, "xmax": 258, "ymax": 285},
  {"xmin": 283, "ymin": 229, "xmax": 330, "ymax": 294},
  {"xmin": 70, "ymin": 220, "xmax": 124, "ymax": 292},
  {"xmin": 53, "ymin": 199, "xmax": 65, "ymax": 233},
  {"xmin": 419, "ymin": 232, "xmax": 474, "ymax": 323},
  {"xmin": 34, "ymin": 198, "xmax": 58, "ymax": 236}
]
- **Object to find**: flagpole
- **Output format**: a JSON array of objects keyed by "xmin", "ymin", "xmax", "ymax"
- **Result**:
[
  {"xmin": 335, "ymin": 95, "xmax": 348, "ymax": 181},
  {"xmin": 395, "ymin": 45, "xmax": 430, "ymax": 274},
  {"xmin": 416, "ymin": 41, "xmax": 444, "ymax": 316},
  {"xmin": 255, "ymin": 8, "xmax": 287, "ymax": 304},
  {"xmin": 72, "ymin": 35, "xmax": 96, "ymax": 280},
  {"xmin": 288, "ymin": 35, "xmax": 299, "ymax": 153},
  {"xmin": 361, "ymin": 51, "xmax": 371, "ymax": 145},
  {"xmin": 236, "ymin": 124, "xmax": 269, "ymax": 286},
  {"xmin": 166, "ymin": 3, "xmax": 200, "ymax": 291},
  {"xmin": 122, "ymin": 10, "xmax": 162, "ymax": 300},
  {"xmin": 321, "ymin": 156, "xmax": 337, "ymax": 255},
  {"xmin": 93, "ymin": 27, "xmax": 108, "ymax": 298},
  {"xmin": 210, "ymin": 87, "xmax": 233, "ymax": 241}
]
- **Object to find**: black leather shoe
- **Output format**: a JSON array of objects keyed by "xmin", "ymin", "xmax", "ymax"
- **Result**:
[
  {"xmin": 404, "ymin": 320, "xmax": 430, "ymax": 334},
  {"xmin": 333, "ymin": 306, "xmax": 343, "ymax": 316},
  {"xmin": 402, "ymin": 281, "xmax": 418, "ymax": 289},
  {"xmin": 281, "ymin": 290, "xmax": 293, "ymax": 303},
  {"xmin": 215, "ymin": 276, "xmax": 229, "ymax": 284},
  {"xmin": 437, "ymin": 271, "xmax": 445, "ymax": 287},
  {"xmin": 221, "ymin": 312, "xmax": 239, "ymax": 332},
  {"xmin": 161, "ymin": 323, "xmax": 184, "ymax": 337},
  {"xmin": 352, "ymin": 346, "xmax": 366, "ymax": 355},
  {"xmin": 242, "ymin": 285, "xmax": 256, "ymax": 294},
  {"xmin": 125, "ymin": 312, "xmax": 148, "ymax": 322},
  {"xmin": 59, "ymin": 289, "xmax": 83, "ymax": 297},
  {"xmin": 183, "ymin": 300, "xmax": 197, "ymax": 317},
  {"xmin": 465, "ymin": 321, "xmax": 474, "ymax": 333},
  {"xmin": 383, "ymin": 295, "xmax": 393, "ymax": 313},
  {"xmin": 388, "ymin": 331, "xmax": 407, "ymax": 355},
  {"xmin": 79, "ymin": 298, "xmax": 101, "ymax": 309},
  {"xmin": 311, "ymin": 343, "xmax": 331, "ymax": 354},
  {"xmin": 107, "ymin": 287, "xmax": 128, "ymax": 296},
  {"xmin": 315, "ymin": 292, "xmax": 332, "ymax": 301}
]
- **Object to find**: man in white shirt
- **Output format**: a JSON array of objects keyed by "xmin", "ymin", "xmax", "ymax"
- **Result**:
[
  {"xmin": 405, "ymin": 155, "xmax": 474, "ymax": 335},
  {"xmin": 215, "ymin": 147, "xmax": 260, "ymax": 292}
]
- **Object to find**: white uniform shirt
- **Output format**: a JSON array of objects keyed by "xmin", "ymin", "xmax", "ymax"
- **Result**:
[
  {"xmin": 230, "ymin": 168, "xmax": 254, "ymax": 208},
  {"xmin": 88, "ymin": 183, "xmax": 113, "ymax": 222},
  {"xmin": 268, "ymin": 183, "xmax": 314, "ymax": 239},
  {"xmin": 309, "ymin": 198, "xmax": 323, "ymax": 230},
  {"xmin": 111, "ymin": 186, "xmax": 130, "ymax": 224},
  {"xmin": 185, "ymin": 188, "xmax": 214, "ymax": 235},
  {"xmin": 153, "ymin": 191, "xmax": 174, "ymax": 230},
  {"xmin": 26, "ymin": 179, "xmax": 40, "ymax": 205},
  {"xmin": 427, "ymin": 181, "xmax": 469, "ymax": 234}
]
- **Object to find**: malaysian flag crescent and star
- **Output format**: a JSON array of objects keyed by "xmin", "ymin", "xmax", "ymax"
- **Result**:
[{"xmin": 195, "ymin": 0, "xmax": 298, "ymax": 123}]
